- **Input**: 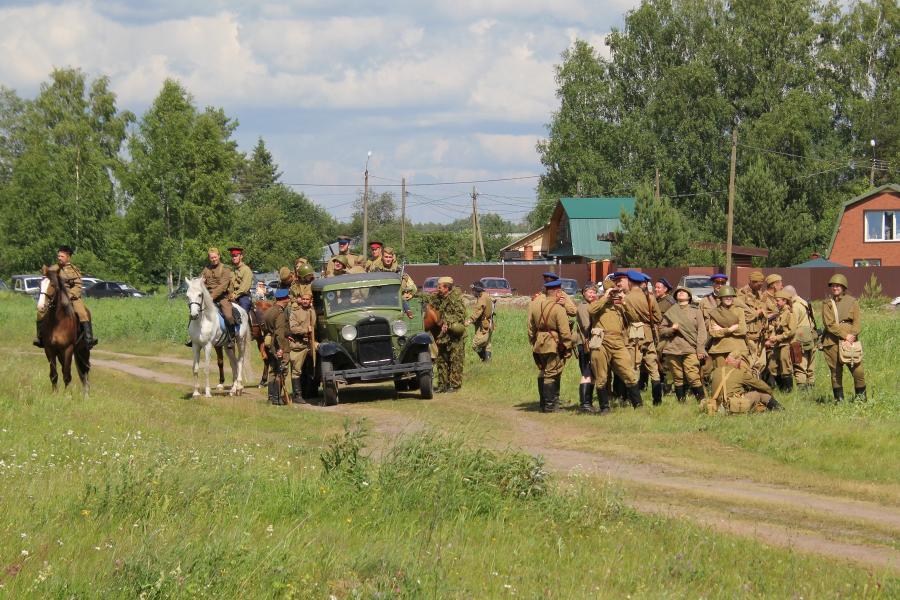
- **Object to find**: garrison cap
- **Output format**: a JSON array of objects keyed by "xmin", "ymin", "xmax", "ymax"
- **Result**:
[
  {"xmin": 382, "ymin": 246, "xmax": 396, "ymax": 255},
  {"xmin": 544, "ymin": 280, "xmax": 562, "ymax": 288},
  {"xmin": 765, "ymin": 273, "xmax": 783, "ymax": 285},
  {"xmin": 227, "ymin": 246, "xmax": 244, "ymax": 256},
  {"xmin": 748, "ymin": 271, "xmax": 765, "ymax": 282},
  {"xmin": 278, "ymin": 266, "xmax": 292, "ymax": 283},
  {"xmin": 657, "ymin": 277, "xmax": 673, "ymax": 291},
  {"xmin": 542, "ymin": 272, "xmax": 559, "ymax": 280},
  {"xmin": 437, "ymin": 276, "xmax": 454, "ymax": 286},
  {"xmin": 58, "ymin": 245, "xmax": 75, "ymax": 255},
  {"xmin": 207, "ymin": 247, "xmax": 220, "ymax": 255},
  {"xmin": 273, "ymin": 288, "xmax": 290, "ymax": 299},
  {"xmin": 774, "ymin": 289, "xmax": 792, "ymax": 300},
  {"xmin": 709, "ymin": 273, "xmax": 728, "ymax": 282}
]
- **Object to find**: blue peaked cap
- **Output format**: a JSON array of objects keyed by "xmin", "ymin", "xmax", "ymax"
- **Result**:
[
  {"xmin": 544, "ymin": 280, "xmax": 562, "ymax": 288},
  {"xmin": 274, "ymin": 288, "xmax": 290, "ymax": 299},
  {"xmin": 542, "ymin": 272, "xmax": 559, "ymax": 280}
]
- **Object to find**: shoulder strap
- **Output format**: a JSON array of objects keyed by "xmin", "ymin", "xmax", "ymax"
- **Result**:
[
  {"xmin": 831, "ymin": 298, "xmax": 839, "ymax": 324},
  {"xmin": 539, "ymin": 298, "xmax": 555, "ymax": 330},
  {"xmin": 711, "ymin": 368, "xmax": 733, "ymax": 402}
]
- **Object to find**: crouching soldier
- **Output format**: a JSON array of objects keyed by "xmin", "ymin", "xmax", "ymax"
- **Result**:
[
  {"xmin": 707, "ymin": 352, "xmax": 783, "ymax": 415},
  {"xmin": 263, "ymin": 288, "xmax": 291, "ymax": 405},
  {"xmin": 527, "ymin": 279, "xmax": 574, "ymax": 412},
  {"xmin": 288, "ymin": 291, "xmax": 316, "ymax": 404}
]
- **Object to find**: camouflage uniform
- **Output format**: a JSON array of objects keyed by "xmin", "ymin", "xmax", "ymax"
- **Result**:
[{"xmin": 431, "ymin": 287, "xmax": 467, "ymax": 391}]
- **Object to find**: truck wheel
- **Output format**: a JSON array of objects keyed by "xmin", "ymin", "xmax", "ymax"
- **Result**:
[
  {"xmin": 418, "ymin": 351, "xmax": 433, "ymax": 399},
  {"xmin": 321, "ymin": 360, "xmax": 339, "ymax": 406}
]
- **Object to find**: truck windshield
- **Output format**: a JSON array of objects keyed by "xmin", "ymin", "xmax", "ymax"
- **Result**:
[{"xmin": 323, "ymin": 283, "xmax": 401, "ymax": 313}]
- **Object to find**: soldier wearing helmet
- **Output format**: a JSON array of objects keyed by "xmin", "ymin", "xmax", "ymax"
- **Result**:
[
  {"xmin": 706, "ymin": 285, "xmax": 748, "ymax": 368},
  {"xmin": 821, "ymin": 273, "xmax": 866, "ymax": 401},
  {"xmin": 290, "ymin": 262, "xmax": 316, "ymax": 306},
  {"xmin": 659, "ymin": 286, "xmax": 708, "ymax": 404},
  {"xmin": 765, "ymin": 289, "xmax": 797, "ymax": 391}
]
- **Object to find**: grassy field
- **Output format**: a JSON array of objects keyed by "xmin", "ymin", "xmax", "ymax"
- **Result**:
[{"xmin": 0, "ymin": 292, "xmax": 898, "ymax": 597}]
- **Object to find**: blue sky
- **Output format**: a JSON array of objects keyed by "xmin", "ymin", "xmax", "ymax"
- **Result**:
[{"xmin": 0, "ymin": 0, "xmax": 637, "ymax": 224}]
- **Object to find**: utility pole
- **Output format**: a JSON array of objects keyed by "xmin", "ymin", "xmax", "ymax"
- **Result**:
[
  {"xmin": 363, "ymin": 151, "xmax": 371, "ymax": 255},
  {"xmin": 870, "ymin": 139, "xmax": 876, "ymax": 187},
  {"xmin": 401, "ymin": 176, "xmax": 407, "ymax": 255},
  {"xmin": 475, "ymin": 192, "xmax": 486, "ymax": 261},
  {"xmin": 655, "ymin": 167, "xmax": 660, "ymax": 201},
  {"xmin": 725, "ymin": 129, "xmax": 737, "ymax": 281},
  {"xmin": 471, "ymin": 186, "xmax": 477, "ymax": 260}
]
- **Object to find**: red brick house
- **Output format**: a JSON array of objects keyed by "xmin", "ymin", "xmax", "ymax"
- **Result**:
[{"xmin": 827, "ymin": 183, "xmax": 900, "ymax": 267}]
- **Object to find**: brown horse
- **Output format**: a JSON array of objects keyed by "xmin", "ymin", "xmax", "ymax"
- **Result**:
[{"xmin": 38, "ymin": 266, "xmax": 90, "ymax": 395}]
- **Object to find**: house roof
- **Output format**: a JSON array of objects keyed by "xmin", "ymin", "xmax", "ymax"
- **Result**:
[
  {"xmin": 498, "ymin": 225, "xmax": 547, "ymax": 253},
  {"xmin": 790, "ymin": 257, "xmax": 847, "ymax": 268},
  {"xmin": 692, "ymin": 242, "xmax": 770, "ymax": 258},
  {"xmin": 827, "ymin": 183, "xmax": 900, "ymax": 257},
  {"xmin": 549, "ymin": 197, "xmax": 636, "ymax": 260}
]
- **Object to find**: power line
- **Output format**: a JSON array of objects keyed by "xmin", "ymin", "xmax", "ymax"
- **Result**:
[{"xmin": 281, "ymin": 174, "xmax": 540, "ymax": 188}]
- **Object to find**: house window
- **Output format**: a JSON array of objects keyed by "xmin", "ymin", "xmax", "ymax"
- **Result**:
[
  {"xmin": 853, "ymin": 259, "xmax": 881, "ymax": 267},
  {"xmin": 864, "ymin": 211, "xmax": 898, "ymax": 241}
]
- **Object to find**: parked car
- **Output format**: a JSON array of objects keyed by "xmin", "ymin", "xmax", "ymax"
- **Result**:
[
  {"xmin": 422, "ymin": 276, "xmax": 439, "ymax": 294},
  {"xmin": 678, "ymin": 275, "xmax": 715, "ymax": 300},
  {"xmin": 558, "ymin": 277, "xmax": 579, "ymax": 297},
  {"xmin": 478, "ymin": 277, "xmax": 514, "ymax": 298},
  {"xmin": 81, "ymin": 276, "xmax": 102, "ymax": 289},
  {"xmin": 84, "ymin": 281, "xmax": 146, "ymax": 298},
  {"xmin": 0, "ymin": 279, "xmax": 9, "ymax": 291},
  {"xmin": 311, "ymin": 271, "xmax": 434, "ymax": 405},
  {"xmin": 11, "ymin": 274, "xmax": 43, "ymax": 297}
]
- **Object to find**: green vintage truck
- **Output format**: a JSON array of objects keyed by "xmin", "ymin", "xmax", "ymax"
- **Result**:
[{"xmin": 309, "ymin": 271, "xmax": 434, "ymax": 405}]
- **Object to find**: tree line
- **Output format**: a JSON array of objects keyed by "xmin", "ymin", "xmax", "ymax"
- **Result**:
[
  {"xmin": 0, "ymin": 72, "xmax": 519, "ymax": 289},
  {"xmin": 532, "ymin": 0, "xmax": 897, "ymax": 267}
]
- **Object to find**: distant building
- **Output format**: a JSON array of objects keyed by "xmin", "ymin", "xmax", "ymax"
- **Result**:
[
  {"xmin": 827, "ymin": 183, "xmax": 900, "ymax": 267},
  {"xmin": 498, "ymin": 226, "xmax": 549, "ymax": 261},
  {"xmin": 692, "ymin": 242, "xmax": 769, "ymax": 267},
  {"xmin": 545, "ymin": 197, "xmax": 636, "ymax": 264}
]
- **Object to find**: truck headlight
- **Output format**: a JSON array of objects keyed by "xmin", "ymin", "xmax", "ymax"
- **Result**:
[
  {"xmin": 341, "ymin": 325, "xmax": 358, "ymax": 341},
  {"xmin": 391, "ymin": 320, "xmax": 408, "ymax": 337}
]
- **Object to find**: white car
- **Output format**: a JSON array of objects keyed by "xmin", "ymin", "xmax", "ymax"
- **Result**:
[
  {"xmin": 10, "ymin": 274, "xmax": 43, "ymax": 298},
  {"xmin": 678, "ymin": 275, "xmax": 716, "ymax": 300}
]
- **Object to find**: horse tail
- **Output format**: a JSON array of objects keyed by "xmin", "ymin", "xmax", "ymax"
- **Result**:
[
  {"xmin": 74, "ymin": 344, "xmax": 91, "ymax": 377},
  {"xmin": 238, "ymin": 306, "xmax": 253, "ymax": 383}
]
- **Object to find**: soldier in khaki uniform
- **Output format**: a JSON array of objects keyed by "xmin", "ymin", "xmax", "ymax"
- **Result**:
[
  {"xmin": 574, "ymin": 283, "xmax": 599, "ymax": 412},
  {"xmin": 527, "ymin": 279, "xmax": 574, "ymax": 412},
  {"xmin": 761, "ymin": 273, "xmax": 785, "ymax": 385},
  {"xmin": 737, "ymin": 271, "xmax": 768, "ymax": 375},
  {"xmin": 706, "ymin": 286, "xmax": 748, "ymax": 367},
  {"xmin": 227, "ymin": 246, "xmax": 254, "ymax": 313},
  {"xmin": 263, "ymin": 288, "xmax": 291, "ymax": 405},
  {"xmin": 290, "ymin": 264, "xmax": 316, "ymax": 306},
  {"xmin": 699, "ymin": 274, "xmax": 728, "ymax": 319},
  {"xmin": 707, "ymin": 352, "xmax": 783, "ymax": 415},
  {"xmin": 364, "ymin": 240, "xmax": 383, "ymax": 271},
  {"xmin": 542, "ymin": 272, "xmax": 577, "ymax": 317},
  {"xmin": 34, "ymin": 245, "xmax": 98, "ymax": 348},
  {"xmin": 369, "ymin": 247, "xmax": 416, "ymax": 290},
  {"xmin": 765, "ymin": 289, "xmax": 796, "ymax": 391},
  {"xmin": 467, "ymin": 281, "xmax": 494, "ymax": 362},
  {"xmin": 659, "ymin": 286, "xmax": 707, "ymax": 403},
  {"xmin": 589, "ymin": 280, "xmax": 641, "ymax": 410},
  {"xmin": 821, "ymin": 274, "xmax": 866, "ymax": 402},
  {"xmin": 324, "ymin": 236, "xmax": 363, "ymax": 276},
  {"xmin": 288, "ymin": 291, "xmax": 316, "ymax": 403},
  {"xmin": 784, "ymin": 285, "xmax": 816, "ymax": 391},
  {"xmin": 618, "ymin": 271, "xmax": 664, "ymax": 405},
  {"xmin": 654, "ymin": 278, "xmax": 675, "ymax": 314},
  {"xmin": 201, "ymin": 247, "xmax": 234, "ymax": 328}
]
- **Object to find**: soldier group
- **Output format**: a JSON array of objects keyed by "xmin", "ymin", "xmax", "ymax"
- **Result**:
[{"xmin": 527, "ymin": 269, "xmax": 868, "ymax": 415}]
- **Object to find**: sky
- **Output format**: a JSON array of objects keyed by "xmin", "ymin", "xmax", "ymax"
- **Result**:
[{"xmin": 0, "ymin": 0, "xmax": 638, "ymax": 225}]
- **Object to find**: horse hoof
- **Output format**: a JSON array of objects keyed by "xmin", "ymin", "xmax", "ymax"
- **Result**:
[
  {"xmin": 216, "ymin": 384, "xmax": 224, "ymax": 391},
  {"xmin": 192, "ymin": 391, "xmax": 201, "ymax": 398}
]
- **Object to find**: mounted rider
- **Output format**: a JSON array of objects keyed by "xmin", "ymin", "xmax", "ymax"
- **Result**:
[
  {"xmin": 33, "ymin": 245, "xmax": 98, "ymax": 349},
  {"xmin": 227, "ymin": 246, "xmax": 254, "ymax": 314}
]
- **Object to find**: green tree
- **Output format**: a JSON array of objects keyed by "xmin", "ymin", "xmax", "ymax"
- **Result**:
[
  {"xmin": 235, "ymin": 136, "xmax": 281, "ymax": 198},
  {"xmin": 614, "ymin": 184, "xmax": 691, "ymax": 266},
  {"xmin": 0, "ymin": 69, "xmax": 133, "ymax": 276}
]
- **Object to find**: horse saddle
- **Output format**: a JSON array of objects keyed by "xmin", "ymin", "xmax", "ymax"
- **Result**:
[{"xmin": 215, "ymin": 303, "xmax": 242, "ymax": 328}]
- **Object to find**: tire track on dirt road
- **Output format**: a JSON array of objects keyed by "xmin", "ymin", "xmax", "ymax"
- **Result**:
[{"xmin": 52, "ymin": 351, "xmax": 900, "ymax": 573}]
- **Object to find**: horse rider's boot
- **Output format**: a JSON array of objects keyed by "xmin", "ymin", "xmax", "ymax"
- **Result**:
[
  {"xmin": 267, "ymin": 380, "xmax": 281, "ymax": 405},
  {"xmin": 82, "ymin": 320, "xmax": 98, "ymax": 348},
  {"xmin": 292, "ymin": 377, "xmax": 304, "ymax": 404},
  {"xmin": 541, "ymin": 379, "xmax": 559, "ymax": 413},
  {"xmin": 537, "ymin": 376, "xmax": 546, "ymax": 411},
  {"xmin": 33, "ymin": 322, "xmax": 43, "ymax": 348},
  {"xmin": 651, "ymin": 380, "xmax": 663, "ymax": 406}
]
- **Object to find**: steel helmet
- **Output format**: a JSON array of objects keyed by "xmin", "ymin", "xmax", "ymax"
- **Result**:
[
  {"xmin": 716, "ymin": 285, "xmax": 737, "ymax": 298},
  {"xmin": 828, "ymin": 273, "xmax": 848, "ymax": 288},
  {"xmin": 296, "ymin": 264, "xmax": 315, "ymax": 279}
]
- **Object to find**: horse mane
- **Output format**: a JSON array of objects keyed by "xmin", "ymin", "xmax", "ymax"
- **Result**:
[
  {"xmin": 190, "ymin": 277, "xmax": 218, "ymax": 315},
  {"xmin": 48, "ymin": 266, "xmax": 75, "ymax": 318}
]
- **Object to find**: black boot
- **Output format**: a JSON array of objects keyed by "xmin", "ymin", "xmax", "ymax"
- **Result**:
[
  {"xmin": 651, "ymin": 380, "xmax": 663, "ymax": 406},
  {"xmin": 483, "ymin": 350, "xmax": 491, "ymax": 362},
  {"xmin": 832, "ymin": 387, "xmax": 844, "ymax": 402},
  {"xmin": 663, "ymin": 381, "xmax": 672, "ymax": 395},
  {"xmin": 81, "ymin": 321, "xmax": 98, "ymax": 348},
  {"xmin": 578, "ymin": 383, "xmax": 596, "ymax": 413},
  {"xmin": 767, "ymin": 396, "xmax": 784, "ymax": 411},
  {"xmin": 626, "ymin": 384, "xmax": 643, "ymax": 408},
  {"xmin": 853, "ymin": 387, "xmax": 867, "ymax": 402},
  {"xmin": 597, "ymin": 388, "xmax": 611, "ymax": 414},
  {"xmin": 33, "ymin": 322, "xmax": 43, "ymax": 348},
  {"xmin": 549, "ymin": 377, "xmax": 563, "ymax": 412},
  {"xmin": 291, "ymin": 377, "xmax": 304, "ymax": 404},
  {"xmin": 537, "ymin": 377, "xmax": 546, "ymax": 411},
  {"xmin": 638, "ymin": 369, "xmax": 648, "ymax": 391},
  {"xmin": 267, "ymin": 380, "xmax": 281, "ymax": 405},
  {"xmin": 541, "ymin": 380, "xmax": 557, "ymax": 413},
  {"xmin": 765, "ymin": 372, "xmax": 777, "ymax": 389},
  {"xmin": 782, "ymin": 376, "xmax": 793, "ymax": 392},
  {"xmin": 185, "ymin": 339, "xmax": 193, "ymax": 347},
  {"xmin": 674, "ymin": 385, "xmax": 686, "ymax": 403},
  {"xmin": 691, "ymin": 386, "xmax": 706, "ymax": 403}
]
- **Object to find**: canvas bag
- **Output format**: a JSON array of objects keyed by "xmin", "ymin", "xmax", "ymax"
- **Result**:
[{"xmin": 831, "ymin": 299, "xmax": 863, "ymax": 365}]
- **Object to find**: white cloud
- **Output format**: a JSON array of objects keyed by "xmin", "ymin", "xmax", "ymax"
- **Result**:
[{"xmin": 474, "ymin": 133, "xmax": 538, "ymax": 165}]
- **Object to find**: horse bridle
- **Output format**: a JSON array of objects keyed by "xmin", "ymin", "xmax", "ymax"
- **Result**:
[{"xmin": 188, "ymin": 299, "xmax": 204, "ymax": 320}]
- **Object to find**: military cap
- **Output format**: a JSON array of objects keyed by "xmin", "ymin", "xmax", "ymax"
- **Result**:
[
  {"xmin": 296, "ymin": 264, "xmax": 315, "ymax": 279},
  {"xmin": 58, "ymin": 245, "xmax": 75, "ymax": 255},
  {"xmin": 657, "ymin": 277, "xmax": 673, "ymax": 291},
  {"xmin": 611, "ymin": 271, "xmax": 627, "ymax": 280},
  {"xmin": 471, "ymin": 281, "xmax": 485, "ymax": 292},
  {"xmin": 369, "ymin": 240, "xmax": 383, "ymax": 248},
  {"xmin": 332, "ymin": 255, "xmax": 349, "ymax": 267},
  {"xmin": 273, "ymin": 288, "xmax": 290, "ymax": 300},
  {"xmin": 625, "ymin": 270, "xmax": 646, "ymax": 283},
  {"xmin": 774, "ymin": 289, "xmax": 792, "ymax": 300},
  {"xmin": 336, "ymin": 235, "xmax": 352, "ymax": 244},
  {"xmin": 227, "ymin": 246, "xmax": 243, "ymax": 256},
  {"xmin": 716, "ymin": 285, "xmax": 737, "ymax": 298},
  {"xmin": 828, "ymin": 273, "xmax": 848, "ymax": 288},
  {"xmin": 544, "ymin": 280, "xmax": 562, "ymax": 288},
  {"xmin": 437, "ymin": 276, "xmax": 454, "ymax": 286},
  {"xmin": 278, "ymin": 266, "xmax": 292, "ymax": 283},
  {"xmin": 709, "ymin": 273, "xmax": 728, "ymax": 282},
  {"xmin": 765, "ymin": 274, "xmax": 783, "ymax": 285},
  {"xmin": 748, "ymin": 271, "xmax": 765, "ymax": 282},
  {"xmin": 207, "ymin": 247, "xmax": 220, "ymax": 255},
  {"xmin": 382, "ymin": 246, "xmax": 396, "ymax": 255},
  {"xmin": 542, "ymin": 272, "xmax": 559, "ymax": 280},
  {"xmin": 673, "ymin": 285, "xmax": 692, "ymax": 300}
]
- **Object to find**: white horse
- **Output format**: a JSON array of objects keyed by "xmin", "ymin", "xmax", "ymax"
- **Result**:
[{"xmin": 185, "ymin": 277, "xmax": 250, "ymax": 398}]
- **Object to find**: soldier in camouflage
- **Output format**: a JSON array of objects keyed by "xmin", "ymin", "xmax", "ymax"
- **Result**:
[{"xmin": 430, "ymin": 276, "xmax": 467, "ymax": 393}]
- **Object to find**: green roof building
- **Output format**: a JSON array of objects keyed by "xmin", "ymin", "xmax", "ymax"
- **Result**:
[{"xmin": 546, "ymin": 197, "xmax": 636, "ymax": 262}]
